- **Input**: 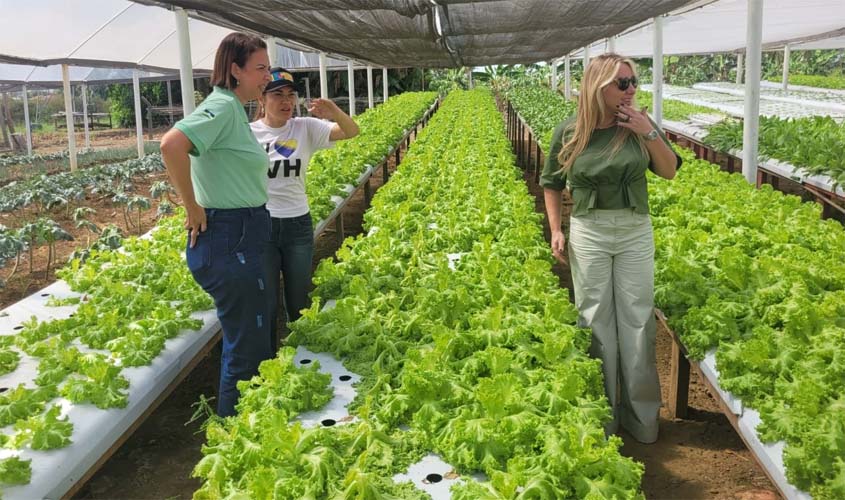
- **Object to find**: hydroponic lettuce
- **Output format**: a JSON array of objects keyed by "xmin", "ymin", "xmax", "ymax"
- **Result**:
[
  {"xmin": 650, "ymin": 148, "xmax": 845, "ymax": 499},
  {"xmin": 307, "ymin": 92, "xmax": 438, "ymax": 225},
  {"xmin": 193, "ymin": 89, "xmax": 644, "ymax": 499},
  {"xmin": 0, "ymin": 209, "xmax": 214, "ymax": 493},
  {"xmin": 703, "ymin": 115, "xmax": 845, "ymax": 186},
  {"xmin": 502, "ymin": 83, "xmax": 576, "ymax": 149}
]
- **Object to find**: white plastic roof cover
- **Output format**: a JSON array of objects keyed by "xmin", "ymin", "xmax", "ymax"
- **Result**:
[
  {"xmin": 0, "ymin": 0, "xmax": 371, "ymax": 80},
  {"xmin": 132, "ymin": 0, "xmax": 695, "ymax": 67},
  {"xmin": 0, "ymin": 64, "xmax": 186, "ymax": 92},
  {"xmin": 0, "ymin": 0, "xmax": 230, "ymax": 72},
  {"xmin": 571, "ymin": 0, "xmax": 845, "ymax": 58}
]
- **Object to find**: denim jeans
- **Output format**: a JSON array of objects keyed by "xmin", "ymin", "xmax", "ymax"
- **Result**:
[
  {"xmin": 263, "ymin": 212, "xmax": 314, "ymax": 348},
  {"xmin": 185, "ymin": 205, "xmax": 273, "ymax": 417}
]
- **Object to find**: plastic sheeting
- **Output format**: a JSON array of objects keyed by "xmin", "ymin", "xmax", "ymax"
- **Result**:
[
  {"xmin": 0, "ymin": 0, "xmax": 230, "ymax": 72},
  {"xmin": 0, "ymin": 0, "xmax": 357, "ymax": 74},
  {"xmin": 133, "ymin": 0, "xmax": 693, "ymax": 67},
  {"xmin": 0, "ymin": 64, "xmax": 185, "ymax": 92},
  {"xmin": 572, "ymin": 0, "xmax": 845, "ymax": 58}
]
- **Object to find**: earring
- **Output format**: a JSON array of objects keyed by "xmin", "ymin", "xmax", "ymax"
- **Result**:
[{"xmin": 235, "ymin": 79, "xmax": 240, "ymax": 86}]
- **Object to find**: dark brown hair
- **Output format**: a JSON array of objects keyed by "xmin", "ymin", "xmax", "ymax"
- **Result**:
[{"xmin": 210, "ymin": 33, "xmax": 267, "ymax": 90}]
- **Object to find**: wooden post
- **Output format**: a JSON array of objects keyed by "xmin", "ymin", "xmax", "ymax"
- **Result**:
[
  {"xmin": 0, "ymin": 93, "xmax": 12, "ymax": 149},
  {"xmin": 668, "ymin": 337, "xmax": 690, "ymax": 419},
  {"xmin": 335, "ymin": 213, "xmax": 345, "ymax": 247},
  {"xmin": 364, "ymin": 177, "xmax": 372, "ymax": 206}
]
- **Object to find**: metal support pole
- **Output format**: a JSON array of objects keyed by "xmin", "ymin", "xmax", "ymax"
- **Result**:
[
  {"xmin": 81, "ymin": 83, "xmax": 90, "ymax": 149},
  {"xmin": 551, "ymin": 60, "xmax": 558, "ymax": 91},
  {"xmin": 367, "ymin": 66, "xmax": 374, "ymax": 108},
  {"xmin": 564, "ymin": 56, "xmax": 571, "ymax": 100},
  {"xmin": 61, "ymin": 64, "xmax": 78, "ymax": 171},
  {"xmin": 22, "ymin": 84, "xmax": 32, "ymax": 155},
  {"xmin": 382, "ymin": 67, "xmax": 389, "ymax": 102},
  {"xmin": 736, "ymin": 52, "xmax": 744, "ymax": 85},
  {"xmin": 132, "ymin": 70, "xmax": 144, "ymax": 159},
  {"xmin": 319, "ymin": 52, "xmax": 329, "ymax": 99},
  {"xmin": 782, "ymin": 44, "xmax": 790, "ymax": 90},
  {"xmin": 175, "ymin": 8, "xmax": 195, "ymax": 116},
  {"xmin": 583, "ymin": 46, "xmax": 591, "ymax": 71},
  {"xmin": 652, "ymin": 15, "xmax": 664, "ymax": 129},
  {"xmin": 347, "ymin": 61, "xmax": 355, "ymax": 116},
  {"xmin": 466, "ymin": 67, "xmax": 473, "ymax": 89},
  {"xmin": 607, "ymin": 36, "xmax": 616, "ymax": 53},
  {"xmin": 742, "ymin": 0, "xmax": 763, "ymax": 185},
  {"xmin": 167, "ymin": 80, "xmax": 174, "ymax": 123},
  {"xmin": 266, "ymin": 37, "xmax": 277, "ymax": 66}
]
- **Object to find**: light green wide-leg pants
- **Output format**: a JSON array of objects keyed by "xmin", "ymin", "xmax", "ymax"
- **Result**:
[{"xmin": 568, "ymin": 208, "xmax": 661, "ymax": 443}]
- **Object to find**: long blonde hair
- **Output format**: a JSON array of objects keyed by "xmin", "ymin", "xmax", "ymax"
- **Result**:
[{"xmin": 556, "ymin": 53, "xmax": 649, "ymax": 173}]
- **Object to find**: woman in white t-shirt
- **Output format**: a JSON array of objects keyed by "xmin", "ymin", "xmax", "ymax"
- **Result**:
[{"xmin": 251, "ymin": 68, "xmax": 359, "ymax": 346}]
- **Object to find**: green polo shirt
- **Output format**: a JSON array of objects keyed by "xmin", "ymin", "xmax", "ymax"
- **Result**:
[
  {"xmin": 540, "ymin": 118, "xmax": 681, "ymax": 217},
  {"xmin": 174, "ymin": 87, "xmax": 268, "ymax": 209}
]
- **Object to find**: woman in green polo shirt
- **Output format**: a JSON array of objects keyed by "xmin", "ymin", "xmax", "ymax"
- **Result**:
[
  {"xmin": 540, "ymin": 53, "xmax": 681, "ymax": 444},
  {"xmin": 160, "ymin": 32, "xmax": 272, "ymax": 417}
]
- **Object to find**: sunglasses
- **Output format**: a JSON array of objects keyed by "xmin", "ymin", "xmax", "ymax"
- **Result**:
[{"xmin": 615, "ymin": 76, "xmax": 638, "ymax": 91}]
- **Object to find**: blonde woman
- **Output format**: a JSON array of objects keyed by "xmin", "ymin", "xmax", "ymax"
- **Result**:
[{"xmin": 540, "ymin": 53, "xmax": 681, "ymax": 443}]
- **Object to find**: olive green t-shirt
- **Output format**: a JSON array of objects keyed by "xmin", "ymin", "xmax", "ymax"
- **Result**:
[
  {"xmin": 539, "ymin": 118, "xmax": 681, "ymax": 217},
  {"xmin": 174, "ymin": 87, "xmax": 268, "ymax": 209}
]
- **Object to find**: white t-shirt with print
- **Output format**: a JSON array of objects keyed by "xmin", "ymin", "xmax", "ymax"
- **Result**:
[{"xmin": 250, "ymin": 117, "xmax": 335, "ymax": 218}]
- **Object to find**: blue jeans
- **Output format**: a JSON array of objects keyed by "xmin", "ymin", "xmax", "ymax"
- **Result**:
[
  {"xmin": 263, "ymin": 213, "xmax": 314, "ymax": 348},
  {"xmin": 185, "ymin": 205, "xmax": 273, "ymax": 417}
]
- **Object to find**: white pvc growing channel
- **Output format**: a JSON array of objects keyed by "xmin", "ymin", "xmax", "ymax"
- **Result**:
[{"xmin": 642, "ymin": 83, "xmax": 845, "ymax": 120}]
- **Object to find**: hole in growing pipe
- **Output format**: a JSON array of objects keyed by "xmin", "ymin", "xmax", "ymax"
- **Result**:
[
  {"xmin": 321, "ymin": 419, "xmax": 336, "ymax": 427},
  {"xmin": 424, "ymin": 473, "xmax": 443, "ymax": 484},
  {"xmin": 299, "ymin": 359, "xmax": 311, "ymax": 365},
  {"xmin": 339, "ymin": 375, "xmax": 352, "ymax": 382}
]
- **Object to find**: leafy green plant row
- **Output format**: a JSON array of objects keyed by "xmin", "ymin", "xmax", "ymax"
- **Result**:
[
  {"xmin": 502, "ymin": 84, "xmax": 722, "ymax": 153},
  {"xmin": 307, "ymin": 92, "xmax": 438, "ymax": 225},
  {"xmin": 0, "ymin": 153, "xmax": 164, "ymax": 213},
  {"xmin": 0, "ymin": 210, "xmax": 214, "ymax": 492},
  {"xmin": 502, "ymin": 83, "xmax": 576, "ymax": 149},
  {"xmin": 650, "ymin": 148, "xmax": 845, "ymax": 499},
  {"xmin": 703, "ymin": 115, "xmax": 845, "ymax": 187},
  {"xmin": 192, "ymin": 89, "xmax": 644, "ymax": 499},
  {"xmin": 508, "ymin": 82, "xmax": 844, "ymax": 498},
  {"xmin": 785, "ymin": 74, "xmax": 845, "ymax": 90},
  {"xmin": 0, "ymin": 143, "xmax": 160, "ymax": 179},
  {"xmin": 635, "ymin": 90, "xmax": 725, "ymax": 122}
]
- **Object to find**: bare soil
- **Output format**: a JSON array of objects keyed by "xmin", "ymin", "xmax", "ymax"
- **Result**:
[{"xmin": 10, "ymin": 123, "xmax": 781, "ymax": 500}]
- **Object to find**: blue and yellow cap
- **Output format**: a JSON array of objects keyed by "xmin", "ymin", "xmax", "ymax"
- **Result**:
[{"xmin": 265, "ymin": 67, "xmax": 296, "ymax": 93}]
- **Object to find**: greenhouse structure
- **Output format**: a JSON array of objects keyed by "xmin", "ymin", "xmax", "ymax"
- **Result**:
[{"xmin": 0, "ymin": 0, "xmax": 843, "ymax": 498}]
